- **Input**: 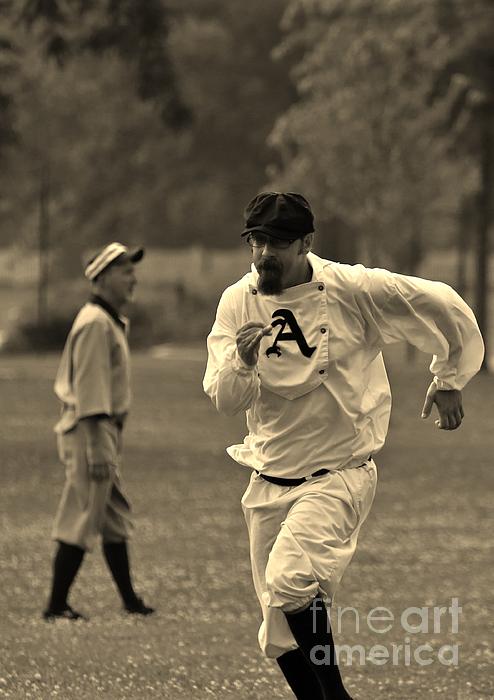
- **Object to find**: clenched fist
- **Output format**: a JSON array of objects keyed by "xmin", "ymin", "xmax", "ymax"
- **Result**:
[{"xmin": 88, "ymin": 460, "xmax": 111, "ymax": 482}]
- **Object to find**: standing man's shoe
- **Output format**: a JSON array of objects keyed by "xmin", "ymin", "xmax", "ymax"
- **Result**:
[
  {"xmin": 42, "ymin": 604, "xmax": 88, "ymax": 621},
  {"xmin": 124, "ymin": 597, "xmax": 155, "ymax": 615}
]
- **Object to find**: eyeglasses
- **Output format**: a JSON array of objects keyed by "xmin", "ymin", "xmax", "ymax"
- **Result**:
[{"xmin": 246, "ymin": 233, "xmax": 297, "ymax": 250}]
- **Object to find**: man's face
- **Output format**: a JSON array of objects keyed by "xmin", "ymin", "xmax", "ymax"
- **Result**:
[
  {"xmin": 249, "ymin": 233, "xmax": 304, "ymax": 295},
  {"xmin": 99, "ymin": 259, "xmax": 137, "ymax": 307}
]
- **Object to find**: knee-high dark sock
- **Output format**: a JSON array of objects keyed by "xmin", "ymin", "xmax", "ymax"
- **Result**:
[
  {"xmin": 102, "ymin": 541, "xmax": 138, "ymax": 606},
  {"xmin": 48, "ymin": 541, "xmax": 85, "ymax": 611},
  {"xmin": 284, "ymin": 597, "xmax": 353, "ymax": 700},
  {"xmin": 277, "ymin": 648, "xmax": 324, "ymax": 700}
]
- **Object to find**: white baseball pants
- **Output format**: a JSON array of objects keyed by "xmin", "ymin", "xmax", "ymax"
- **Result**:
[{"xmin": 241, "ymin": 459, "xmax": 377, "ymax": 658}]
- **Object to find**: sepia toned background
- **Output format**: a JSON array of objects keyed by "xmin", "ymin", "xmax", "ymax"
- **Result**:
[{"xmin": 0, "ymin": 1, "xmax": 493, "ymax": 698}]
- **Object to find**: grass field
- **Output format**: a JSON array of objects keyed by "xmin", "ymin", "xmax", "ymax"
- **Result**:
[{"xmin": 0, "ymin": 347, "xmax": 493, "ymax": 700}]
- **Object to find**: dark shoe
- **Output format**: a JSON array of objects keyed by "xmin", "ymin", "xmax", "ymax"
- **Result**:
[
  {"xmin": 124, "ymin": 597, "xmax": 155, "ymax": 616},
  {"xmin": 43, "ymin": 604, "xmax": 88, "ymax": 621}
]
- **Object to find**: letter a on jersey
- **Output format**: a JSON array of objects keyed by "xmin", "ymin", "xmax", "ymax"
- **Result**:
[{"xmin": 266, "ymin": 309, "xmax": 317, "ymax": 358}]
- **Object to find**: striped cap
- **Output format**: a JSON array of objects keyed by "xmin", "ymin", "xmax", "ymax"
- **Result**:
[{"xmin": 84, "ymin": 242, "xmax": 144, "ymax": 281}]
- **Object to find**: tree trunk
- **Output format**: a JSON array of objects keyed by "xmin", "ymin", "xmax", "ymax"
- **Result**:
[
  {"xmin": 456, "ymin": 197, "xmax": 473, "ymax": 299},
  {"xmin": 405, "ymin": 221, "xmax": 422, "ymax": 364},
  {"xmin": 475, "ymin": 104, "xmax": 492, "ymax": 371},
  {"xmin": 37, "ymin": 170, "xmax": 50, "ymax": 325}
]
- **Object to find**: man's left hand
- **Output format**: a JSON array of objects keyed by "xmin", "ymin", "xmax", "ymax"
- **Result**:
[{"xmin": 421, "ymin": 381, "xmax": 464, "ymax": 430}]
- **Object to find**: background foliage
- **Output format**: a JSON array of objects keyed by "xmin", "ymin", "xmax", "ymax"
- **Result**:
[{"xmin": 0, "ymin": 0, "xmax": 492, "ymax": 357}]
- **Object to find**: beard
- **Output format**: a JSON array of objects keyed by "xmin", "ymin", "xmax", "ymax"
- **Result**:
[{"xmin": 256, "ymin": 257, "xmax": 284, "ymax": 296}]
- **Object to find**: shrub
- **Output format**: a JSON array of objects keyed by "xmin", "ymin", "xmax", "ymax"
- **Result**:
[
  {"xmin": 2, "ymin": 313, "xmax": 76, "ymax": 353},
  {"xmin": 1, "ymin": 287, "xmax": 217, "ymax": 353}
]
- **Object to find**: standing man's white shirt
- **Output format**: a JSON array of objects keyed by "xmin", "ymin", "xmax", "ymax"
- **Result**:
[{"xmin": 204, "ymin": 252, "xmax": 484, "ymax": 479}]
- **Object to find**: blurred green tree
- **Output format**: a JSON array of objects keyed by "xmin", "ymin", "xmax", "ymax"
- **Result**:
[
  {"xmin": 268, "ymin": 0, "xmax": 478, "ymax": 272},
  {"xmin": 0, "ymin": 0, "xmax": 295, "ymax": 256},
  {"xmin": 269, "ymin": 0, "xmax": 493, "ymax": 365},
  {"xmin": 432, "ymin": 0, "xmax": 494, "ymax": 368},
  {"xmin": 17, "ymin": 0, "xmax": 190, "ymax": 127},
  {"xmin": 159, "ymin": 0, "xmax": 297, "ymax": 247}
]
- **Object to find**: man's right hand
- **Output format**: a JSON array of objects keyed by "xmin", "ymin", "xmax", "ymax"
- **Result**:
[
  {"xmin": 88, "ymin": 460, "xmax": 110, "ymax": 482},
  {"xmin": 79, "ymin": 416, "xmax": 112, "ymax": 481},
  {"xmin": 236, "ymin": 322, "xmax": 272, "ymax": 366}
]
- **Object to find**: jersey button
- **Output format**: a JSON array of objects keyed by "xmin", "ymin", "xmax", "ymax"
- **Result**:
[
  {"xmin": 252, "ymin": 289, "xmax": 258, "ymax": 295},
  {"xmin": 319, "ymin": 369, "xmax": 325, "ymax": 374},
  {"xmin": 320, "ymin": 328, "xmax": 327, "ymax": 334},
  {"xmin": 318, "ymin": 284, "xmax": 324, "ymax": 291}
]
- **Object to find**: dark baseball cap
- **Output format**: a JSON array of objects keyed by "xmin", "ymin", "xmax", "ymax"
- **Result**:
[{"xmin": 241, "ymin": 192, "xmax": 315, "ymax": 240}]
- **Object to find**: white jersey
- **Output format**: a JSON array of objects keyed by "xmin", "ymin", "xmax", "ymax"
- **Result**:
[{"xmin": 203, "ymin": 253, "xmax": 484, "ymax": 479}]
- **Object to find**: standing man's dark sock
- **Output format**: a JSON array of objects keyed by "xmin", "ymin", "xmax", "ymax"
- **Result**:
[
  {"xmin": 102, "ymin": 540, "xmax": 154, "ymax": 614},
  {"xmin": 277, "ymin": 647, "xmax": 324, "ymax": 699},
  {"xmin": 284, "ymin": 597, "xmax": 353, "ymax": 700},
  {"xmin": 102, "ymin": 540, "xmax": 139, "ymax": 606},
  {"xmin": 46, "ymin": 541, "xmax": 85, "ymax": 612}
]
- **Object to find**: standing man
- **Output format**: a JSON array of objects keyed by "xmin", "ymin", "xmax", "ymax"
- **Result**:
[
  {"xmin": 43, "ymin": 242, "xmax": 154, "ymax": 620},
  {"xmin": 203, "ymin": 192, "xmax": 484, "ymax": 699}
]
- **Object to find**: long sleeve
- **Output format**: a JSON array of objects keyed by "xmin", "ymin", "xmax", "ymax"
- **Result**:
[
  {"xmin": 203, "ymin": 287, "xmax": 261, "ymax": 415},
  {"xmin": 360, "ymin": 268, "xmax": 484, "ymax": 390}
]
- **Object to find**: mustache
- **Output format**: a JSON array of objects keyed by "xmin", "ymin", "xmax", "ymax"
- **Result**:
[
  {"xmin": 257, "ymin": 257, "xmax": 284, "ymax": 295},
  {"xmin": 257, "ymin": 257, "xmax": 283, "ymax": 274}
]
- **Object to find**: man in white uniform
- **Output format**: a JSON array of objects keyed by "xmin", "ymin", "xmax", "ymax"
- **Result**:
[
  {"xmin": 43, "ymin": 242, "xmax": 154, "ymax": 620},
  {"xmin": 203, "ymin": 192, "xmax": 484, "ymax": 699}
]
